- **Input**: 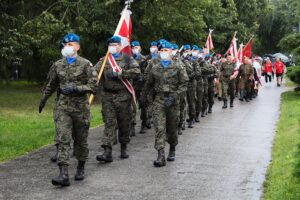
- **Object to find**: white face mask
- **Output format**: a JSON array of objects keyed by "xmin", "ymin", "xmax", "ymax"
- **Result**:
[
  {"xmin": 172, "ymin": 50, "xmax": 178, "ymax": 56},
  {"xmin": 132, "ymin": 48, "xmax": 140, "ymax": 55},
  {"xmin": 61, "ymin": 46, "xmax": 75, "ymax": 57},
  {"xmin": 150, "ymin": 47, "xmax": 157, "ymax": 53},
  {"xmin": 160, "ymin": 52, "xmax": 171, "ymax": 61},
  {"xmin": 108, "ymin": 46, "xmax": 118, "ymax": 54},
  {"xmin": 192, "ymin": 51, "xmax": 199, "ymax": 57}
]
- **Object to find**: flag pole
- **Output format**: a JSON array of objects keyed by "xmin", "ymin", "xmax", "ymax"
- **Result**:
[{"xmin": 88, "ymin": 51, "xmax": 109, "ymax": 104}]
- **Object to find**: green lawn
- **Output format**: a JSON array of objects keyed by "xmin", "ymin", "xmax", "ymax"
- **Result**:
[
  {"xmin": 0, "ymin": 81, "xmax": 102, "ymax": 162},
  {"xmin": 263, "ymin": 91, "xmax": 300, "ymax": 199}
]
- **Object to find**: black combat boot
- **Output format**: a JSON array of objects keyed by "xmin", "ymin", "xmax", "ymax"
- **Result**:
[
  {"xmin": 181, "ymin": 122, "xmax": 186, "ymax": 130},
  {"xmin": 195, "ymin": 113, "xmax": 200, "ymax": 122},
  {"xmin": 188, "ymin": 117, "xmax": 194, "ymax": 128},
  {"xmin": 222, "ymin": 100, "xmax": 228, "ymax": 109},
  {"xmin": 50, "ymin": 144, "xmax": 59, "ymax": 162},
  {"xmin": 208, "ymin": 105, "xmax": 212, "ymax": 113},
  {"xmin": 74, "ymin": 161, "xmax": 85, "ymax": 181},
  {"xmin": 96, "ymin": 146, "xmax": 113, "ymax": 163},
  {"xmin": 230, "ymin": 99, "xmax": 234, "ymax": 108},
  {"xmin": 120, "ymin": 144, "xmax": 129, "ymax": 159},
  {"xmin": 139, "ymin": 122, "xmax": 147, "ymax": 134},
  {"xmin": 52, "ymin": 165, "xmax": 70, "ymax": 186},
  {"xmin": 245, "ymin": 93, "xmax": 250, "ymax": 102},
  {"xmin": 153, "ymin": 149, "xmax": 166, "ymax": 167},
  {"xmin": 201, "ymin": 110, "xmax": 206, "ymax": 117},
  {"xmin": 178, "ymin": 127, "xmax": 183, "ymax": 135},
  {"xmin": 146, "ymin": 118, "xmax": 152, "ymax": 129},
  {"xmin": 167, "ymin": 145, "xmax": 176, "ymax": 162}
]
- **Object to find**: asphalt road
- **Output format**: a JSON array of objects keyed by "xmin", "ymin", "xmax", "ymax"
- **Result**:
[{"xmin": 0, "ymin": 82, "xmax": 287, "ymax": 200}]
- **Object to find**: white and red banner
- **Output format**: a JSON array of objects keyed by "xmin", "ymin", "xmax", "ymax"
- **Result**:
[
  {"xmin": 226, "ymin": 32, "xmax": 238, "ymax": 61},
  {"xmin": 205, "ymin": 29, "xmax": 214, "ymax": 54},
  {"xmin": 107, "ymin": 54, "xmax": 137, "ymax": 104},
  {"xmin": 243, "ymin": 36, "xmax": 254, "ymax": 60},
  {"xmin": 114, "ymin": 6, "xmax": 132, "ymax": 56}
]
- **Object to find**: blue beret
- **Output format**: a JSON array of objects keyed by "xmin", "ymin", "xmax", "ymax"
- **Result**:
[
  {"xmin": 192, "ymin": 45, "xmax": 200, "ymax": 50},
  {"xmin": 158, "ymin": 41, "xmax": 172, "ymax": 50},
  {"xmin": 131, "ymin": 41, "xmax": 140, "ymax": 47},
  {"xmin": 63, "ymin": 33, "xmax": 80, "ymax": 44},
  {"xmin": 172, "ymin": 44, "xmax": 179, "ymax": 50},
  {"xmin": 150, "ymin": 41, "xmax": 158, "ymax": 47},
  {"xmin": 108, "ymin": 36, "xmax": 121, "ymax": 44},
  {"xmin": 184, "ymin": 44, "xmax": 191, "ymax": 50},
  {"xmin": 199, "ymin": 47, "xmax": 204, "ymax": 53}
]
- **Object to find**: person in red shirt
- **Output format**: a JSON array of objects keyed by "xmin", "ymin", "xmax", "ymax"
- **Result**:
[
  {"xmin": 263, "ymin": 58, "xmax": 273, "ymax": 83},
  {"xmin": 274, "ymin": 57, "xmax": 285, "ymax": 86}
]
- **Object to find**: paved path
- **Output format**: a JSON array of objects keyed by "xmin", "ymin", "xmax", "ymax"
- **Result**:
[{"xmin": 0, "ymin": 83, "xmax": 287, "ymax": 200}]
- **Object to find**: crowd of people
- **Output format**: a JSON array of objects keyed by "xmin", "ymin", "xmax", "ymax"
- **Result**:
[{"xmin": 38, "ymin": 33, "xmax": 286, "ymax": 187}]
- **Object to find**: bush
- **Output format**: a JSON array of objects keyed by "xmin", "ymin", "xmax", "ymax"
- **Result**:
[{"xmin": 286, "ymin": 66, "xmax": 300, "ymax": 85}]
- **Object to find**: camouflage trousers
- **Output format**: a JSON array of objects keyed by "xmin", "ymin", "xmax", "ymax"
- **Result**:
[
  {"xmin": 153, "ymin": 95, "xmax": 179, "ymax": 150},
  {"xmin": 55, "ymin": 99, "xmax": 90, "ymax": 166},
  {"xmin": 195, "ymin": 79, "xmax": 204, "ymax": 116},
  {"xmin": 186, "ymin": 80, "xmax": 196, "ymax": 119},
  {"xmin": 101, "ymin": 92, "xmax": 132, "ymax": 147},
  {"xmin": 208, "ymin": 80, "xmax": 215, "ymax": 106},
  {"xmin": 178, "ymin": 92, "xmax": 186, "ymax": 128},
  {"xmin": 221, "ymin": 78, "xmax": 235, "ymax": 100},
  {"xmin": 136, "ymin": 88, "xmax": 148, "ymax": 126},
  {"xmin": 202, "ymin": 78, "xmax": 208, "ymax": 112}
]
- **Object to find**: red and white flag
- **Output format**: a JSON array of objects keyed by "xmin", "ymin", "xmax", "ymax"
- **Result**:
[
  {"xmin": 109, "ymin": 5, "xmax": 136, "ymax": 104},
  {"xmin": 205, "ymin": 29, "xmax": 214, "ymax": 54},
  {"xmin": 114, "ymin": 6, "xmax": 132, "ymax": 55},
  {"xmin": 226, "ymin": 32, "xmax": 238, "ymax": 61}
]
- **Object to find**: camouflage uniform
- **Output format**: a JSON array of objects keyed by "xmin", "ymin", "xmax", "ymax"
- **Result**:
[
  {"xmin": 132, "ymin": 54, "xmax": 148, "ymax": 132},
  {"xmin": 220, "ymin": 62, "xmax": 236, "ymax": 102},
  {"xmin": 143, "ymin": 60, "xmax": 188, "ymax": 150},
  {"xmin": 144, "ymin": 57, "xmax": 160, "ymax": 123},
  {"xmin": 195, "ymin": 59, "xmax": 206, "ymax": 117},
  {"xmin": 238, "ymin": 63, "xmax": 254, "ymax": 100},
  {"xmin": 183, "ymin": 58, "xmax": 200, "ymax": 122},
  {"xmin": 206, "ymin": 63, "xmax": 218, "ymax": 109},
  {"xmin": 41, "ymin": 56, "xmax": 98, "ymax": 165},
  {"xmin": 95, "ymin": 54, "xmax": 140, "ymax": 148}
]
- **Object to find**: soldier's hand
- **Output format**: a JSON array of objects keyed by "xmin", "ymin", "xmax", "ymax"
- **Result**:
[
  {"xmin": 61, "ymin": 84, "xmax": 79, "ymax": 95},
  {"xmin": 39, "ymin": 99, "xmax": 46, "ymax": 113},
  {"xmin": 164, "ymin": 96, "xmax": 176, "ymax": 107}
]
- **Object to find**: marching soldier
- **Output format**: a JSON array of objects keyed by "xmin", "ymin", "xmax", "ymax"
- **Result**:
[
  {"xmin": 238, "ymin": 57, "xmax": 254, "ymax": 102},
  {"xmin": 220, "ymin": 55, "xmax": 237, "ymax": 108},
  {"xmin": 131, "ymin": 41, "xmax": 149, "ymax": 134},
  {"xmin": 142, "ymin": 40, "xmax": 188, "ymax": 167},
  {"xmin": 39, "ymin": 33, "xmax": 98, "ymax": 186},
  {"xmin": 95, "ymin": 36, "xmax": 140, "ymax": 162}
]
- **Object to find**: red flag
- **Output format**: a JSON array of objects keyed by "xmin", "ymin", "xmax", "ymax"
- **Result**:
[
  {"xmin": 205, "ymin": 29, "xmax": 214, "ymax": 54},
  {"xmin": 243, "ymin": 36, "xmax": 254, "ymax": 59},
  {"xmin": 114, "ymin": 6, "xmax": 132, "ymax": 55}
]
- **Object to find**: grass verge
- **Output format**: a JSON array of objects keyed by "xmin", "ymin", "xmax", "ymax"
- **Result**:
[
  {"xmin": 0, "ymin": 81, "xmax": 102, "ymax": 162},
  {"xmin": 263, "ymin": 91, "xmax": 300, "ymax": 199}
]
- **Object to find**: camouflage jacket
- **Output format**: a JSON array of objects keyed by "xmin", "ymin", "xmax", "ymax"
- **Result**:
[
  {"xmin": 220, "ymin": 62, "xmax": 236, "ymax": 78},
  {"xmin": 143, "ymin": 60, "xmax": 189, "ymax": 99},
  {"xmin": 238, "ymin": 64, "xmax": 254, "ymax": 79},
  {"xmin": 41, "ymin": 56, "xmax": 98, "ymax": 103},
  {"xmin": 95, "ymin": 54, "xmax": 140, "ymax": 100}
]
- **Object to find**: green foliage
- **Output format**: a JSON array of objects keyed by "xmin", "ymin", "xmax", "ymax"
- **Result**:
[
  {"xmin": 263, "ymin": 91, "xmax": 300, "ymax": 200},
  {"xmin": 0, "ymin": 81, "xmax": 102, "ymax": 162},
  {"xmin": 286, "ymin": 66, "xmax": 300, "ymax": 85},
  {"xmin": 2, "ymin": 0, "xmax": 297, "ymax": 82}
]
